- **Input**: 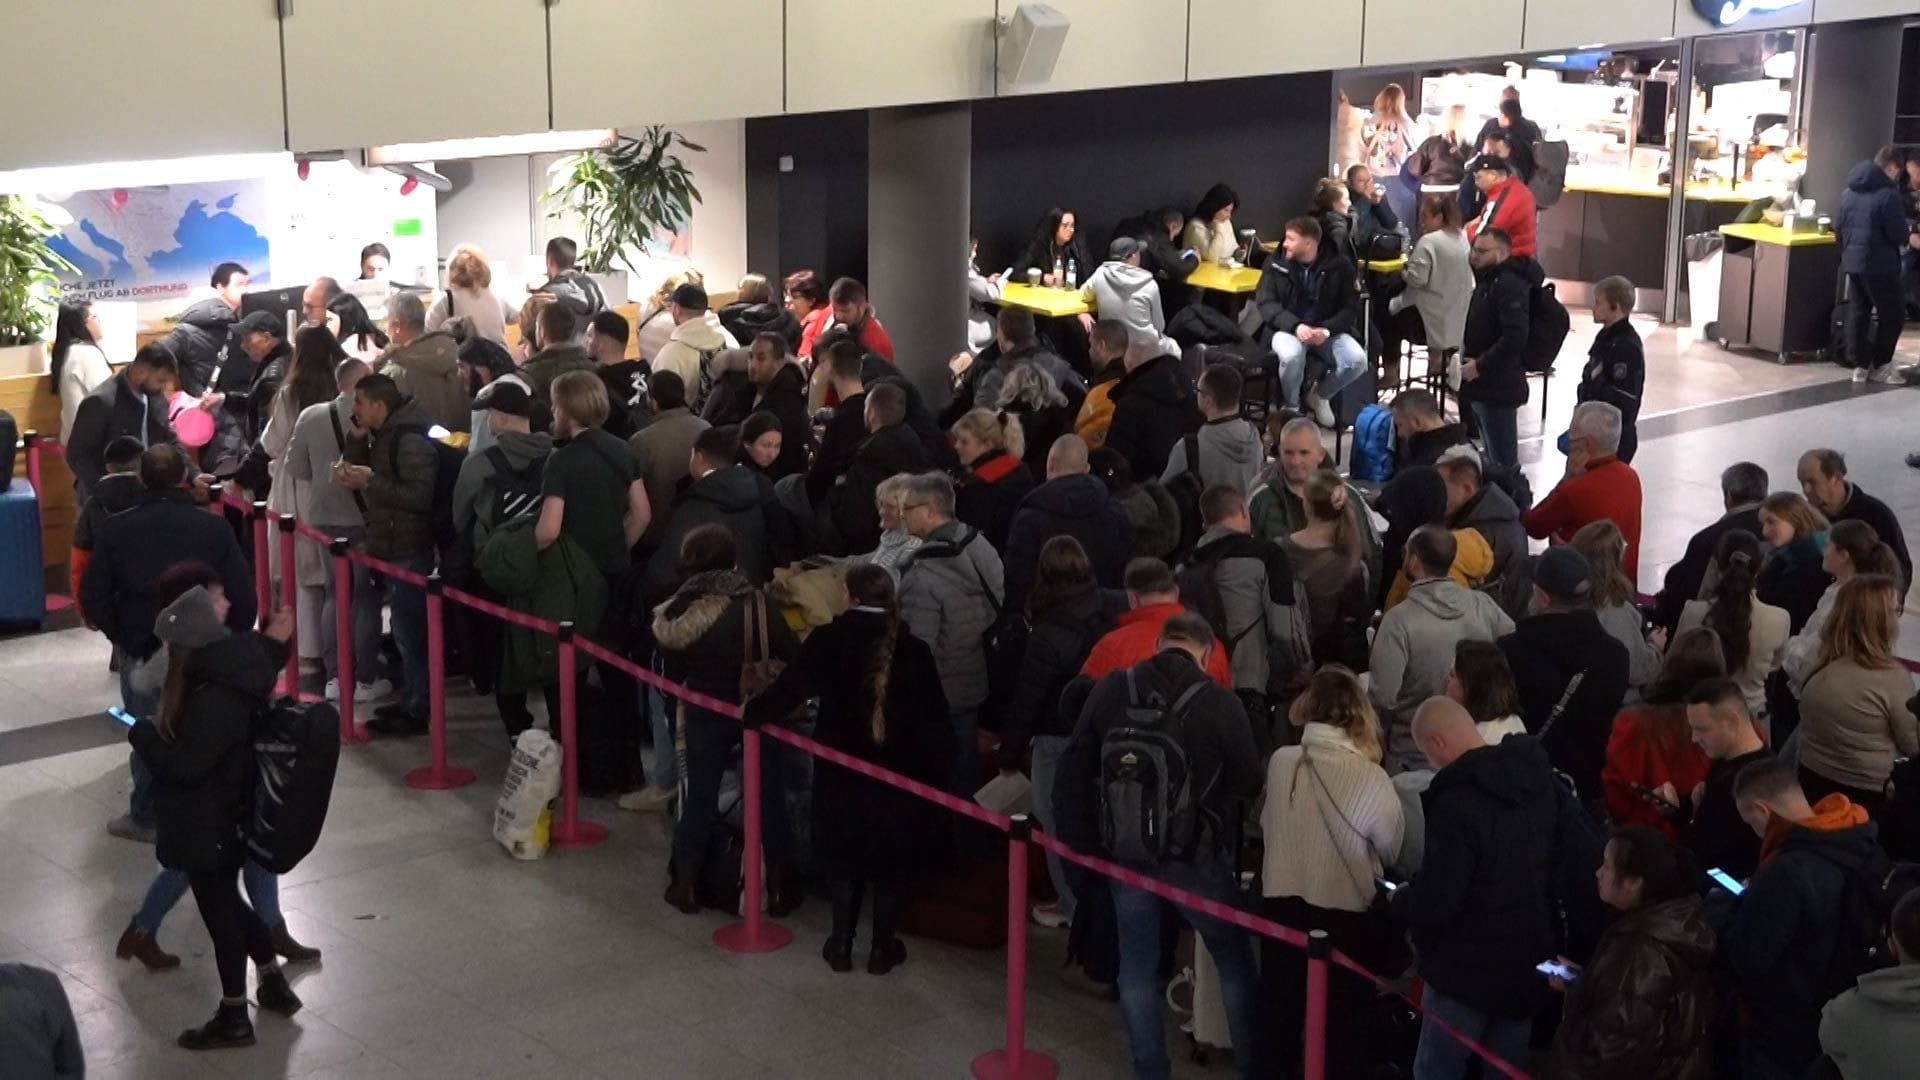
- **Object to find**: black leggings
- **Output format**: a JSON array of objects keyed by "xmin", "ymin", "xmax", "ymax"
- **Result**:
[
  {"xmin": 829, "ymin": 873, "xmax": 901, "ymax": 947},
  {"xmin": 189, "ymin": 866, "xmax": 276, "ymax": 999}
]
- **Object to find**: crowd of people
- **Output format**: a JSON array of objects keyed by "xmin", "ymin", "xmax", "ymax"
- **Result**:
[{"xmin": 28, "ymin": 191, "xmax": 1920, "ymax": 1078}]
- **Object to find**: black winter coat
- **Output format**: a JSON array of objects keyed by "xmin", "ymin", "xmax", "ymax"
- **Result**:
[
  {"xmin": 651, "ymin": 571, "xmax": 798, "ymax": 721},
  {"xmin": 1829, "ymin": 482, "xmax": 1913, "ymax": 588},
  {"xmin": 955, "ymin": 450, "xmax": 1036, "ymax": 554},
  {"xmin": 1462, "ymin": 256, "xmax": 1542, "ymax": 409},
  {"xmin": 1013, "ymin": 233, "xmax": 1094, "ymax": 285},
  {"xmin": 1254, "ymin": 248, "xmax": 1361, "ymax": 341},
  {"xmin": 999, "ymin": 584, "xmax": 1123, "ymax": 769},
  {"xmin": 1547, "ymin": 897, "xmax": 1716, "ymax": 1080},
  {"xmin": 1499, "ymin": 610, "xmax": 1629, "ymax": 801},
  {"xmin": 130, "ymin": 633, "xmax": 288, "ymax": 872},
  {"xmin": 700, "ymin": 368, "xmax": 754, "ymax": 428},
  {"xmin": 1836, "ymin": 160, "xmax": 1907, "ymax": 277},
  {"xmin": 1004, "ymin": 397, "xmax": 1076, "ymax": 478},
  {"xmin": 828, "ymin": 422, "xmax": 933, "ymax": 557},
  {"xmin": 162, "ymin": 297, "xmax": 239, "ymax": 398},
  {"xmin": 65, "ymin": 373, "xmax": 175, "ymax": 498},
  {"xmin": 718, "ymin": 301, "xmax": 802, "ymax": 353},
  {"xmin": 80, "ymin": 490, "xmax": 257, "ymax": 660},
  {"xmin": 806, "ymin": 392, "xmax": 867, "ymax": 507},
  {"xmin": 1400, "ymin": 422, "xmax": 1471, "ymax": 470},
  {"xmin": 1655, "ymin": 505, "xmax": 1763, "ymax": 633},
  {"xmin": 1576, "ymin": 320, "xmax": 1644, "ymax": 462},
  {"xmin": 743, "ymin": 608, "xmax": 953, "ymax": 874},
  {"xmin": 644, "ymin": 465, "xmax": 776, "ymax": 602},
  {"xmin": 749, "ymin": 361, "xmax": 812, "ymax": 481},
  {"xmin": 1757, "ymin": 538, "xmax": 1832, "ymax": 635},
  {"xmin": 1103, "ymin": 354, "xmax": 1200, "ymax": 482},
  {"xmin": 1393, "ymin": 736, "xmax": 1564, "ymax": 1019},
  {"xmin": 1003, "ymin": 475, "xmax": 1135, "ymax": 613}
]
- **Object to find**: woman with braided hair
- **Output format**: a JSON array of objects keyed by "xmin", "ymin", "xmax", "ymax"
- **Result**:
[{"xmin": 743, "ymin": 563, "xmax": 955, "ymax": 974}]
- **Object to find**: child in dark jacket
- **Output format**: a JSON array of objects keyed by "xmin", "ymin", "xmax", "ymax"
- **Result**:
[{"xmin": 1577, "ymin": 275, "xmax": 1645, "ymax": 464}]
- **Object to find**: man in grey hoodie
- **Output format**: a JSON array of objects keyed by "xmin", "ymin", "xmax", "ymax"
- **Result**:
[
  {"xmin": 1371, "ymin": 526, "xmax": 1515, "ymax": 772},
  {"xmin": 1820, "ymin": 889, "xmax": 1920, "ymax": 1079},
  {"xmin": 1181, "ymin": 486, "xmax": 1310, "ymax": 742},
  {"xmin": 1161, "ymin": 364, "xmax": 1265, "ymax": 495},
  {"xmin": 1079, "ymin": 236, "xmax": 1178, "ymax": 358}
]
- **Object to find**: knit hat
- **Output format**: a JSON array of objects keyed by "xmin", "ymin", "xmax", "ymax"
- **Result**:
[
  {"xmin": 154, "ymin": 586, "xmax": 229, "ymax": 648},
  {"xmin": 1534, "ymin": 546, "xmax": 1592, "ymax": 602}
]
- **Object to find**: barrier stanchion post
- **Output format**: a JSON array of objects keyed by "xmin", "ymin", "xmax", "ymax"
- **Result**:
[
  {"xmin": 1303, "ymin": 929, "xmax": 1330, "ymax": 1080},
  {"xmin": 251, "ymin": 501, "xmax": 272, "ymax": 630},
  {"xmin": 971, "ymin": 814, "xmax": 1059, "ymax": 1080},
  {"xmin": 331, "ymin": 539, "xmax": 370, "ymax": 745},
  {"xmin": 549, "ymin": 622, "xmax": 607, "ymax": 848},
  {"xmin": 22, "ymin": 431, "xmax": 40, "ymax": 495},
  {"xmin": 713, "ymin": 721, "xmax": 793, "ymax": 954},
  {"xmin": 406, "ymin": 574, "xmax": 475, "ymax": 791},
  {"xmin": 276, "ymin": 515, "xmax": 298, "ymax": 695}
]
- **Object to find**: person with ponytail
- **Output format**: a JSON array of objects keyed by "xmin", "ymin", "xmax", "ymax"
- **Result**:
[
  {"xmin": 51, "ymin": 299, "xmax": 112, "ymax": 445},
  {"xmin": 1281, "ymin": 467, "xmax": 1372, "ymax": 668},
  {"xmin": 744, "ymin": 563, "xmax": 955, "ymax": 975},
  {"xmin": 1783, "ymin": 518, "xmax": 1903, "ymax": 694},
  {"xmin": 1678, "ymin": 529, "xmax": 1788, "ymax": 721},
  {"xmin": 951, "ymin": 407, "xmax": 1035, "ymax": 552}
]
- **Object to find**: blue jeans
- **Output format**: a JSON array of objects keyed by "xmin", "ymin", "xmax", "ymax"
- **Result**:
[
  {"xmin": 117, "ymin": 644, "xmax": 160, "ymax": 824},
  {"xmin": 1271, "ymin": 331, "xmax": 1367, "ymax": 408},
  {"xmin": 1412, "ymin": 985, "xmax": 1532, "ymax": 1080},
  {"xmin": 644, "ymin": 684, "xmax": 676, "ymax": 790},
  {"xmin": 1029, "ymin": 734, "xmax": 1076, "ymax": 919},
  {"xmin": 135, "ymin": 862, "xmax": 280, "ymax": 935},
  {"xmin": 1470, "ymin": 402, "xmax": 1518, "ymax": 471},
  {"xmin": 1112, "ymin": 855, "xmax": 1258, "ymax": 1079},
  {"xmin": 383, "ymin": 552, "xmax": 435, "ymax": 717}
]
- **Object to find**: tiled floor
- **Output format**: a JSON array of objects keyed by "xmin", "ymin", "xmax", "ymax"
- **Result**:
[{"xmin": 2, "ymin": 317, "xmax": 1918, "ymax": 1078}]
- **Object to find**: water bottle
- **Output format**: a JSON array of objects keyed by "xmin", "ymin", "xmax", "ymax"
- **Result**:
[
  {"xmin": 1052, "ymin": 255, "xmax": 1064, "ymax": 285},
  {"xmin": 1065, "ymin": 256, "xmax": 1078, "ymax": 289}
]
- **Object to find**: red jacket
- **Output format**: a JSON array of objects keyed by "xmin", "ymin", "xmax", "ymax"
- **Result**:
[
  {"xmin": 799, "ymin": 309, "xmax": 895, "ymax": 361},
  {"xmin": 1602, "ymin": 707, "xmax": 1711, "ymax": 838},
  {"xmin": 1524, "ymin": 456, "xmax": 1643, "ymax": 581},
  {"xmin": 1081, "ymin": 602, "xmax": 1232, "ymax": 686},
  {"xmin": 1468, "ymin": 176, "xmax": 1537, "ymax": 258}
]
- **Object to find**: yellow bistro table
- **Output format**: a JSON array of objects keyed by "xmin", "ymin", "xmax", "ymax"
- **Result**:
[
  {"xmin": 1187, "ymin": 262, "xmax": 1262, "ymax": 294},
  {"xmin": 996, "ymin": 282, "xmax": 1092, "ymax": 318},
  {"xmin": 1715, "ymin": 223, "xmax": 1840, "ymax": 360}
]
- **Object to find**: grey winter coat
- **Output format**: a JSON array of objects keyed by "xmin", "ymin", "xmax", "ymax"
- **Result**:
[
  {"xmin": 1186, "ymin": 526, "xmax": 1311, "ymax": 698},
  {"xmin": 1820, "ymin": 962, "xmax": 1920, "ymax": 1080},
  {"xmin": 0, "ymin": 963, "xmax": 82, "ymax": 1079},
  {"xmin": 379, "ymin": 331, "xmax": 470, "ymax": 432},
  {"xmin": 1595, "ymin": 601, "xmax": 1663, "ymax": 690},
  {"xmin": 451, "ymin": 428, "xmax": 553, "ymax": 555},
  {"xmin": 1161, "ymin": 416, "xmax": 1265, "ymax": 495},
  {"xmin": 1371, "ymin": 578, "xmax": 1515, "ymax": 772},
  {"xmin": 899, "ymin": 520, "xmax": 1006, "ymax": 711}
]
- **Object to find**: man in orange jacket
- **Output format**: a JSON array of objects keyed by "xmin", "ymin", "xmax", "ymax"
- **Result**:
[{"xmin": 1081, "ymin": 558, "xmax": 1232, "ymax": 685}]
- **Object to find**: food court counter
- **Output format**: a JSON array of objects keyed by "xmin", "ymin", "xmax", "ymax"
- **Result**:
[{"xmin": 1537, "ymin": 181, "xmax": 1766, "ymax": 293}]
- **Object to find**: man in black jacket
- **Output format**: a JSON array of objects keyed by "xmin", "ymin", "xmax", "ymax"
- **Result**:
[
  {"xmin": 1002, "ymin": 434, "xmax": 1134, "ymax": 610},
  {"xmin": 1053, "ymin": 614, "xmax": 1264, "ymax": 1079},
  {"xmin": 162, "ymin": 261, "xmax": 248, "ymax": 399},
  {"xmin": 805, "ymin": 340, "xmax": 868, "ymax": 508},
  {"xmin": 1387, "ymin": 389, "xmax": 1470, "ymax": 468},
  {"xmin": 644, "ymin": 427, "xmax": 776, "ymax": 600},
  {"xmin": 746, "ymin": 332, "xmax": 811, "ymax": 480},
  {"xmin": 1797, "ymin": 448, "xmax": 1912, "ymax": 587},
  {"xmin": 1394, "ymin": 697, "xmax": 1565, "ymax": 1079},
  {"xmin": 1683, "ymin": 678, "xmax": 1770, "ymax": 881},
  {"xmin": 1655, "ymin": 462, "xmax": 1767, "ymax": 632},
  {"xmin": 66, "ymin": 344, "xmax": 177, "ymax": 502},
  {"xmin": 532, "ymin": 236, "xmax": 606, "ymax": 319},
  {"xmin": 1254, "ymin": 216, "xmax": 1365, "ymax": 428},
  {"xmin": 826, "ymin": 383, "xmax": 931, "ymax": 556},
  {"xmin": 1103, "ymin": 348, "xmax": 1199, "ymax": 482},
  {"xmin": 1459, "ymin": 227, "xmax": 1538, "ymax": 470},
  {"xmin": 1496, "ymin": 546, "xmax": 1629, "ymax": 801}
]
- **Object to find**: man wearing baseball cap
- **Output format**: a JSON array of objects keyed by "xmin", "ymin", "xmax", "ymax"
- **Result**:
[
  {"xmin": 1079, "ymin": 235, "xmax": 1178, "ymax": 359},
  {"xmin": 1496, "ymin": 544, "xmax": 1630, "ymax": 800},
  {"xmin": 651, "ymin": 281, "xmax": 739, "ymax": 415},
  {"xmin": 1465, "ymin": 150, "xmax": 1537, "ymax": 258}
]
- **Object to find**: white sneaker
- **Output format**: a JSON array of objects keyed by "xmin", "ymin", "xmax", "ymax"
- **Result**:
[
  {"xmin": 1870, "ymin": 363, "xmax": 1909, "ymax": 385},
  {"xmin": 355, "ymin": 678, "xmax": 395, "ymax": 704},
  {"xmin": 617, "ymin": 785, "xmax": 677, "ymax": 813},
  {"xmin": 324, "ymin": 678, "xmax": 342, "ymax": 702},
  {"xmin": 1306, "ymin": 390, "xmax": 1336, "ymax": 429},
  {"xmin": 1030, "ymin": 902, "xmax": 1071, "ymax": 929},
  {"xmin": 1853, "ymin": 365, "xmax": 1871, "ymax": 383}
]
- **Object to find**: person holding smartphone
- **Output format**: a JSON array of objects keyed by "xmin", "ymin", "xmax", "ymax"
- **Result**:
[{"xmin": 1545, "ymin": 826, "xmax": 1717, "ymax": 1078}]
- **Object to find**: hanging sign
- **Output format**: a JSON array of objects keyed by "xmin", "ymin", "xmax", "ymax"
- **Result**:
[{"xmin": 1694, "ymin": 0, "xmax": 1807, "ymax": 27}]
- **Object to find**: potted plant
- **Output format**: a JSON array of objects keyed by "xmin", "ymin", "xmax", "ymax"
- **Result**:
[
  {"xmin": 544, "ymin": 125, "xmax": 704, "ymax": 306},
  {"xmin": 0, "ymin": 194, "xmax": 76, "ymax": 376}
]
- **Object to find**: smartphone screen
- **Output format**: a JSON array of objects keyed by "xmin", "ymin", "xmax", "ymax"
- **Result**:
[
  {"xmin": 108, "ymin": 707, "xmax": 136, "ymax": 727},
  {"xmin": 1376, "ymin": 878, "xmax": 1401, "ymax": 893},
  {"xmin": 1707, "ymin": 868, "xmax": 1745, "ymax": 896},
  {"xmin": 1535, "ymin": 960, "xmax": 1575, "ymax": 981}
]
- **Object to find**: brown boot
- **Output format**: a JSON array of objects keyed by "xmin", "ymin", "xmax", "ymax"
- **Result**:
[
  {"xmin": 269, "ymin": 924, "xmax": 321, "ymax": 965},
  {"xmin": 116, "ymin": 921, "xmax": 181, "ymax": 970}
]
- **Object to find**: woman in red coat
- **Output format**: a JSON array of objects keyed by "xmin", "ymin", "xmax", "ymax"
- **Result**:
[{"xmin": 1602, "ymin": 626, "xmax": 1725, "ymax": 836}]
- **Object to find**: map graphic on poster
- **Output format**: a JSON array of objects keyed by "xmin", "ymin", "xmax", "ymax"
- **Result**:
[{"xmin": 45, "ymin": 181, "xmax": 270, "ymax": 305}]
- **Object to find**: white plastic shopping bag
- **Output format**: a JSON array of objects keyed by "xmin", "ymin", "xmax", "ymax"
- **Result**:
[{"xmin": 494, "ymin": 729, "xmax": 563, "ymax": 860}]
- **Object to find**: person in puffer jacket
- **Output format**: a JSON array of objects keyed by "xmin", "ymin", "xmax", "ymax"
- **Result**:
[
  {"xmin": 1835, "ymin": 149, "xmax": 1910, "ymax": 380},
  {"xmin": 1079, "ymin": 237, "xmax": 1178, "ymax": 358},
  {"xmin": 897, "ymin": 472, "xmax": 1006, "ymax": 793}
]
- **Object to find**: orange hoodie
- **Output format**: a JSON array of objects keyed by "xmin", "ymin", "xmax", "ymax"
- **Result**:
[{"xmin": 1757, "ymin": 793, "xmax": 1870, "ymax": 868}]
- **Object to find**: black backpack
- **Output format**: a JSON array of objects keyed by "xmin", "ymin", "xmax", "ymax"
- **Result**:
[
  {"xmin": 1809, "ymin": 845, "xmax": 1920, "ymax": 998},
  {"xmin": 245, "ymin": 698, "xmax": 341, "ymax": 874},
  {"xmin": 1524, "ymin": 282, "xmax": 1572, "ymax": 374},
  {"xmin": 1164, "ymin": 432, "xmax": 1206, "ymax": 563},
  {"xmin": 1099, "ymin": 666, "xmax": 1207, "ymax": 863},
  {"xmin": 386, "ymin": 423, "xmax": 467, "ymax": 550}
]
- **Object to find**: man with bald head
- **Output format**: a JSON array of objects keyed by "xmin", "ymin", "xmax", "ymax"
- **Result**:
[
  {"xmin": 1003, "ymin": 433, "xmax": 1135, "ymax": 609},
  {"xmin": 1394, "ymin": 695, "xmax": 1568, "ymax": 1079}
]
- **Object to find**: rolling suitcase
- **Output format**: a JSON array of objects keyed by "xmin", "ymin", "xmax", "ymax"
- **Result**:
[{"xmin": 0, "ymin": 477, "xmax": 45, "ymax": 628}]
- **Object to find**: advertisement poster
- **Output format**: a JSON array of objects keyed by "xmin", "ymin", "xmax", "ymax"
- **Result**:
[{"xmin": 45, "ymin": 181, "xmax": 271, "ymax": 305}]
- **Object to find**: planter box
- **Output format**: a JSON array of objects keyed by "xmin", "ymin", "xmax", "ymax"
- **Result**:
[
  {"xmin": 0, "ymin": 342, "xmax": 48, "ymax": 379},
  {"xmin": 587, "ymin": 271, "xmax": 629, "ymax": 307}
]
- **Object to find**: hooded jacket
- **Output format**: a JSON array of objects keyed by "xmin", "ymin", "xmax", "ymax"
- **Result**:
[
  {"xmin": 750, "ymin": 360, "xmax": 812, "ymax": 480},
  {"xmin": 1719, "ymin": 798, "xmax": 1881, "ymax": 1073},
  {"xmin": 1185, "ymin": 526, "xmax": 1310, "ymax": 700},
  {"xmin": 380, "ymin": 331, "xmax": 469, "ymax": 433},
  {"xmin": 520, "ymin": 341, "xmax": 596, "ymax": 406},
  {"xmin": 162, "ymin": 296, "xmax": 239, "ymax": 397},
  {"xmin": 644, "ymin": 464, "xmax": 775, "ymax": 601},
  {"xmin": 898, "ymin": 520, "xmax": 1006, "ymax": 711},
  {"xmin": 1836, "ymin": 160, "xmax": 1907, "ymax": 276},
  {"xmin": 699, "ymin": 347, "xmax": 755, "ymax": 427},
  {"xmin": 1371, "ymin": 578, "xmax": 1515, "ymax": 772},
  {"xmin": 652, "ymin": 569, "xmax": 798, "ymax": 719},
  {"xmin": 363, "ymin": 398, "xmax": 439, "ymax": 560},
  {"xmin": 827, "ymin": 422, "xmax": 933, "ymax": 557},
  {"xmin": 129, "ymin": 633, "xmax": 288, "ymax": 871},
  {"xmin": 1103, "ymin": 354, "xmax": 1201, "ymax": 481},
  {"xmin": 653, "ymin": 312, "xmax": 740, "ymax": 413},
  {"xmin": 451, "ymin": 428, "xmax": 552, "ymax": 557},
  {"xmin": 79, "ymin": 489, "xmax": 257, "ymax": 659},
  {"xmin": 1382, "ymin": 528, "xmax": 1494, "ymax": 610},
  {"xmin": 1160, "ymin": 415, "xmax": 1265, "ymax": 495},
  {"xmin": 999, "ymin": 583, "xmax": 1123, "ymax": 769},
  {"xmin": 955, "ymin": 449, "xmax": 1036, "ymax": 554},
  {"xmin": 69, "ymin": 472, "xmax": 144, "ymax": 608},
  {"xmin": 1499, "ymin": 609, "xmax": 1631, "ymax": 801},
  {"xmin": 1820, "ymin": 959, "xmax": 1920, "ymax": 1080},
  {"xmin": 1448, "ymin": 481, "xmax": 1529, "ymax": 603},
  {"xmin": 970, "ymin": 344, "xmax": 1083, "ymax": 417},
  {"xmin": 718, "ymin": 300, "xmax": 802, "ymax": 353},
  {"xmin": 1392, "ymin": 735, "xmax": 1563, "ymax": 1019},
  {"xmin": 1082, "ymin": 260, "xmax": 1177, "ymax": 357},
  {"xmin": 1547, "ymin": 897, "xmax": 1717, "ymax": 1080},
  {"xmin": 1462, "ymin": 255, "xmax": 1542, "ymax": 409},
  {"xmin": 1003, "ymin": 473, "xmax": 1135, "ymax": 611}
]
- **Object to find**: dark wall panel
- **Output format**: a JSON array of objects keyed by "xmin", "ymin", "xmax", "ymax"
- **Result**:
[
  {"xmin": 969, "ymin": 72, "xmax": 1336, "ymax": 269},
  {"xmin": 1804, "ymin": 19, "xmax": 1903, "ymax": 214},
  {"xmin": 744, "ymin": 111, "xmax": 870, "ymax": 284}
]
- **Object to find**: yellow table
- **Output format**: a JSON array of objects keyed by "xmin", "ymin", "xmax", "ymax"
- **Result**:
[
  {"xmin": 1718, "ymin": 222, "xmax": 1837, "ymax": 247},
  {"xmin": 1187, "ymin": 263, "xmax": 1262, "ymax": 294},
  {"xmin": 1363, "ymin": 257, "xmax": 1407, "ymax": 274},
  {"xmin": 997, "ymin": 283, "xmax": 1091, "ymax": 318}
]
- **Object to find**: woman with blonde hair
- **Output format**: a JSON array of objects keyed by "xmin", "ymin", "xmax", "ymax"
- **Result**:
[
  {"xmin": 994, "ymin": 363, "xmax": 1073, "ymax": 476},
  {"xmin": 1573, "ymin": 520, "xmax": 1664, "ymax": 689},
  {"xmin": 952, "ymin": 409, "xmax": 1034, "ymax": 552},
  {"xmin": 719, "ymin": 271, "xmax": 802, "ymax": 352},
  {"xmin": 1282, "ymin": 469, "xmax": 1371, "ymax": 668},
  {"xmin": 1755, "ymin": 491, "xmax": 1832, "ymax": 632},
  {"xmin": 1257, "ymin": 665, "xmax": 1403, "ymax": 1077},
  {"xmin": 1365, "ymin": 83, "xmax": 1421, "ymax": 179},
  {"xmin": 1797, "ymin": 575, "xmax": 1917, "ymax": 813},
  {"xmin": 635, "ymin": 268, "xmax": 706, "ymax": 363},
  {"xmin": 852, "ymin": 474, "xmax": 925, "ymax": 580},
  {"xmin": 427, "ymin": 244, "xmax": 515, "ymax": 344}
]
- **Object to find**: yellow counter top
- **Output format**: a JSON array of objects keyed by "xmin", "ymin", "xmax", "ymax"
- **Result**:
[
  {"xmin": 1187, "ymin": 263, "xmax": 1261, "ymax": 294},
  {"xmin": 1567, "ymin": 180, "xmax": 1776, "ymax": 205},
  {"xmin": 1718, "ymin": 223, "xmax": 1838, "ymax": 247},
  {"xmin": 996, "ymin": 283, "xmax": 1091, "ymax": 318}
]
